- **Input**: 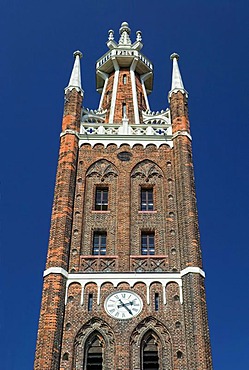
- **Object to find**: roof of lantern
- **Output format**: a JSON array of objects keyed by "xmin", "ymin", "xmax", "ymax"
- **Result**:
[{"xmin": 96, "ymin": 22, "xmax": 153, "ymax": 92}]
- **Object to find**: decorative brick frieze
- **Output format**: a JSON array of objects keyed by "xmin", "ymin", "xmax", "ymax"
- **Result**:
[
  {"xmin": 130, "ymin": 255, "xmax": 168, "ymax": 272},
  {"xmin": 80, "ymin": 255, "xmax": 118, "ymax": 272}
]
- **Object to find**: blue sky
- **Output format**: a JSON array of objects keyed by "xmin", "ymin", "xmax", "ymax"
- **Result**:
[{"xmin": 1, "ymin": 1, "xmax": 249, "ymax": 369}]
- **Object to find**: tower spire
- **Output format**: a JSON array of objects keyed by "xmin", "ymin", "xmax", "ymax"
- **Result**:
[
  {"xmin": 65, "ymin": 50, "xmax": 83, "ymax": 95},
  {"xmin": 168, "ymin": 52, "xmax": 188, "ymax": 99}
]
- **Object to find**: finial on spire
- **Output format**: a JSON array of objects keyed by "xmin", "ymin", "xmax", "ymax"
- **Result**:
[
  {"xmin": 108, "ymin": 29, "xmax": 114, "ymax": 41},
  {"xmin": 65, "ymin": 50, "xmax": 84, "ymax": 96},
  {"xmin": 136, "ymin": 30, "xmax": 142, "ymax": 42},
  {"xmin": 168, "ymin": 52, "xmax": 188, "ymax": 99},
  {"xmin": 118, "ymin": 21, "xmax": 132, "ymax": 45},
  {"xmin": 73, "ymin": 50, "xmax": 83, "ymax": 59},
  {"xmin": 170, "ymin": 52, "xmax": 179, "ymax": 61}
]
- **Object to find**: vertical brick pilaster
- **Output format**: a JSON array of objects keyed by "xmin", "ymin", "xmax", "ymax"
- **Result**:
[
  {"xmin": 34, "ymin": 274, "xmax": 67, "ymax": 370},
  {"xmin": 170, "ymin": 91, "xmax": 213, "ymax": 370},
  {"xmin": 171, "ymin": 91, "xmax": 202, "ymax": 269},
  {"xmin": 182, "ymin": 274, "xmax": 213, "ymax": 370},
  {"xmin": 34, "ymin": 88, "xmax": 82, "ymax": 369}
]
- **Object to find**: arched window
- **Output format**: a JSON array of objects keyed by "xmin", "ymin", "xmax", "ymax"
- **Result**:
[
  {"xmin": 85, "ymin": 333, "xmax": 103, "ymax": 370},
  {"xmin": 122, "ymin": 103, "xmax": 127, "ymax": 118},
  {"xmin": 142, "ymin": 333, "xmax": 159, "ymax": 370},
  {"xmin": 123, "ymin": 74, "xmax": 127, "ymax": 84}
]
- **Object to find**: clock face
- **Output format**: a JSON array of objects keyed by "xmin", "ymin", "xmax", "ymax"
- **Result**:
[{"xmin": 104, "ymin": 290, "xmax": 143, "ymax": 320}]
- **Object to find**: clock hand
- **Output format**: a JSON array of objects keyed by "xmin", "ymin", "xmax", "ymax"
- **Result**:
[
  {"xmin": 117, "ymin": 301, "xmax": 134, "ymax": 308},
  {"xmin": 118, "ymin": 299, "xmax": 133, "ymax": 315}
]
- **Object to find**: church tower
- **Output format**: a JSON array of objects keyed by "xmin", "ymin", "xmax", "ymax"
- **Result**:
[{"xmin": 34, "ymin": 22, "xmax": 213, "ymax": 370}]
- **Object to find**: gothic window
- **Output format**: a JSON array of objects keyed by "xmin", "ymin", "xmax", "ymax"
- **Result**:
[
  {"xmin": 141, "ymin": 232, "xmax": 155, "ymax": 255},
  {"xmin": 85, "ymin": 334, "xmax": 103, "ymax": 370},
  {"xmin": 142, "ymin": 334, "xmax": 159, "ymax": 370},
  {"xmin": 141, "ymin": 188, "xmax": 153, "ymax": 211},
  {"xmin": 93, "ymin": 232, "xmax": 106, "ymax": 255},
  {"xmin": 95, "ymin": 187, "xmax": 108, "ymax": 210},
  {"xmin": 122, "ymin": 103, "xmax": 127, "ymax": 118},
  {"xmin": 123, "ymin": 74, "xmax": 127, "ymax": 84}
]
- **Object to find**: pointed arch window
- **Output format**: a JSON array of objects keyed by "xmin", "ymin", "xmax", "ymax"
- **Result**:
[
  {"xmin": 142, "ymin": 333, "xmax": 159, "ymax": 370},
  {"xmin": 85, "ymin": 333, "xmax": 103, "ymax": 370},
  {"xmin": 123, "ymin": 74, "xmax": 127, "ymax": 84}
]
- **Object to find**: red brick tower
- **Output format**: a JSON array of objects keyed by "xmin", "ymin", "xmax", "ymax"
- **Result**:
[{"xmin": 34, "ymin": 22, "xmax": 213, "ymax": 370}]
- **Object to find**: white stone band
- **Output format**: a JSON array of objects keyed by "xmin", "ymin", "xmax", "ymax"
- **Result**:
[
  {"xmin": 43, "ymin": 267, "xmax": 68, "ymax": 278},
  {"xmin": 172, "ymin": 130, "xmax": 192, "ymax": 141},
  {"xmin": 60, "ymin": 129, "xmax": 80, "ymax": 138}
]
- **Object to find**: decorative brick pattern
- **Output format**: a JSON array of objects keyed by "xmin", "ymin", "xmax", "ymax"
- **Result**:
[
  {"xmin": 34, "ymin": 88, "xmax": 82, "ymax": 370},
  {"xmin": 34, "ymin": 51, "xmax": 213, "ymax": 370}
]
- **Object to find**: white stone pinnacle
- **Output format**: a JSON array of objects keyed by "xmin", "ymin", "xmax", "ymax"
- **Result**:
[
  {"xmin": 170, "ymin": 53, "xmax": 184, "ymax": 90},
  {"xmin": 168, "ymin": 52, "xmax": 188, "ymax": 99},
  {"xmin": 65, "ymin": 50, "xmax": 83, "ymax": 95}
]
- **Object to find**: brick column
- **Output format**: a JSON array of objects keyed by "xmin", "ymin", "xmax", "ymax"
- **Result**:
[
  {"xmin": 171, "ymin": 91, "xmax": 202, "ymax": 269},
  {"xmin": 170, "ymin": 91, "xmax": 213, "ymax": 370},
  {"xmin": 34, "ymin": 88, "xmax": 82, "ymax": 370}
]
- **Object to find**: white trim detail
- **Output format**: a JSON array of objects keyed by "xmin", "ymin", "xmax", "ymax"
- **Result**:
[
  {"xmin": 181, "ymin": 266, "xmax": 205, "ymax": 278},
  {"xmin": 130, "ymin": 58, "xmax": 139, "ymax": 125},
  {"xmin": 109, "ymin": 58, "xmax": 119, "ymax": 123},
  {"xmin": 64, "ymin": 267, "xmax": 205, "ymax": 306},
  {"xmin": 43, "ymin": 266, "xmax": 205, "ymax": 305},
  {"xmin": 172, "ymin": 130, "xmax": 192, "ymax": 141},
  {"xmin": 140, "ymin": 72, "xmax": 152, "ymax": 110},
  {"xmin": 97, "ymin": 71, "xmax": 109, "ymax": 110},
  {"xmin": 65, "ymin": 272, "xmax": 183, "ymax": 306},
  {"xmin": 60, "ymin": 129, "xmax": 80, "ymax": 138},
  {"xmin": 43, "ymin": 267, "xmax": 68, "ymax": 278},
  {"xmin": 79, "ymin": 118, "xmax": 173, "ymax": 148},
  {"xmin": 78, "ymin": 137, "xmax": 173, "ymax": 149}
]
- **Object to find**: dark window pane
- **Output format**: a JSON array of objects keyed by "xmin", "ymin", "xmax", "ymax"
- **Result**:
[
  {"xmin": 141, "ymin": 232, "xmax": 155, "ymax": 255},
  {"xmin": 88, "ymin": 294, "xmax": 93, "ymax": 311},
  {"xmin": 95, "ymin": 188, "xmax": 108, "ymax": 211},
  {"xmin": 142, "ymin": 335, "xmax": 159, "ymax": 370},
  {"xmin": 86, "ymin": 336, "xmax": 103, "ymax": 370},
  {"xmin": 92, "ymin": 232, "xmax": 106, "ymax": 255},
  {"xmin": 122, "ymin": 103, "xmax": 127, "ymax": 117},
  {"xmin": 141, "ymin": 188, "xmax": 153, "ymax": 211},
  {"xmin": 155, "ymin": 293, "xmax": 159, "ymax": 311}
]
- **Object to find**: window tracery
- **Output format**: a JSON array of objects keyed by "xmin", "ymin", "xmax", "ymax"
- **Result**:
[{"xmin": 73, "ymin": 318, "xmax": 115, "ymax": 370}]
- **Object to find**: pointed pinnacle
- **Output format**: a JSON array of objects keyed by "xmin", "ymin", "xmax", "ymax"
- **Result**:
[
  {"xmin": 168, "ymin": 52, "xmax": 188, "ymax": 100},
  {"xmin": 65, "ymin": 50, "xmax": 83, "ymax": 96},
  {"xmin": 170, "ymin": 52, "xmax": 184, "ymax": 91}
]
